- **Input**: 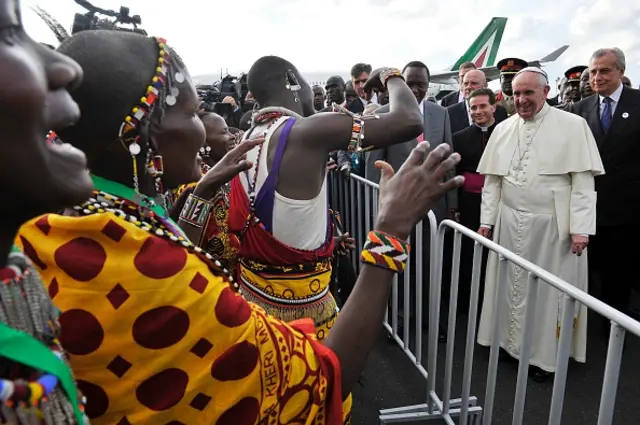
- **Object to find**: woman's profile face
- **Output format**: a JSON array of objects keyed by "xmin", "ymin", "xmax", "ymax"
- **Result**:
[
  {"xmin": 201, "ymin": 113, "xmax": 234, "ymax": 162},
  {"xmin": 151, "ymin": 76, "xmax": 206, "ymax": 189},
  {"xmin": 0, "ymin": 0, "xmax": 92, "ymax": 217}
]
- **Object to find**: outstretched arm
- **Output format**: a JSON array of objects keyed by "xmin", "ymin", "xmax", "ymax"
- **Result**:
[
  {"xmin": 325, "ymin": 143, "xmax": 463, "ymax": 397},
  {"xmin": 292, "ymin": 74, "xmax": 423, "ymax": 154}
]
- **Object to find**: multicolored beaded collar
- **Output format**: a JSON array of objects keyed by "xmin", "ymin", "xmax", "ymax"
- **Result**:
[{"xmin": 74, "ymin": 175, "xmax": 237, "ymax": 289}]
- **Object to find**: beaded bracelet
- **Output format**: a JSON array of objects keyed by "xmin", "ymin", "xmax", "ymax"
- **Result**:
[
  {"xmin": 360, "ymin": 230, "xmax": 410, "ymax": 273},
  {"xmin": 178, "ymin": 193, "xmax": 214, "ymax": 228},
  {"xmin": 379, "ymin": 68, "xmax": 404, "ymax": 88},
  {"xmin": 329, "ymin": 103, "xmax": 377, "ymax": 154}
]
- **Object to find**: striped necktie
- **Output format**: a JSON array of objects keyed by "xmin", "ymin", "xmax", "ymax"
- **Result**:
[{"xmin": 601, "ymin": 97, "xmax": 613, "ymax": 133}]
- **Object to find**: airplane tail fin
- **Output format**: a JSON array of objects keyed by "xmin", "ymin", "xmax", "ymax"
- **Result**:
[
  {"xmin": 539, "ymin": 45, "xmax": 570, "ymax": 63},
  {"xmin": 449, "ymin": 17, "xmax": 507, "ymax": 71}
]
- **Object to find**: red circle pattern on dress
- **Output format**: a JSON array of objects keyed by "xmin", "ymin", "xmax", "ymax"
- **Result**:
[
  {"xmin": 215, "ymin": 287, "xmax": 252, "ymax": 327},
  {"xmin": 18, "ymin": 211, "xmax": 348, "ymax": 423},
  {"xmin": 132, "ymin": 306, "xmax": 190, "ymax": 349},
  {"xmin": 134, "ymin": 237, "xmax": 188, "ymax": 279},
  {"xmin": 77, "ymin": 379, "xmax": 109, "ymax": 419},
  {"xmin": 135, "ymin": 368, "xmax": 190, "ymax": 411},
  {"xmin": 59, "ymin": 308, "xmax": 104, "ymax": 355},
  {"xmin": 54, "ymin": 237, "xmax": 107, "ymax": 281},
  {"xmin": 210, "ymin": 341, "xmax": 259, "ymax": 381},
  {"xmin": 215, "ymin": 397, "xmax": 260, "ymax": 425}
]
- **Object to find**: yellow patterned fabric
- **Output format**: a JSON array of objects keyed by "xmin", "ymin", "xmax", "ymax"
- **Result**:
[
  {"xmin": 239, "ymin": 258, "xmax": 338, "ymax": 341},
  {"xmin": 17, "ymin": 211, "xmax": 347, "ymax": 425}
]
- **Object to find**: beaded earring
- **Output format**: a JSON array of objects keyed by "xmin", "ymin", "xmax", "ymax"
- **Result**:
[
  {"xmin": 199, "ymin": 145, "xmax": 211, "ymax": 159},
  {"xmin": 45, "ymin": 130, "xmax": 59, "ymax": 145},
  {"xmin": 285, "ymin": 69, "xmax": 301, "ymax": 103},
  {"xmin": 146, "ymin": 148, "xmax": 166, "ymax": 208},
  {"xmin": 116, "ymin": 37, "xmax": 184, "ymax": 213}
]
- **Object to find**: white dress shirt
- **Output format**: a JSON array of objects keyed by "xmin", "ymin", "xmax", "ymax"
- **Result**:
[{"xmin": 599, "ymin": 82, "xmax": 623, "ymax": 118}]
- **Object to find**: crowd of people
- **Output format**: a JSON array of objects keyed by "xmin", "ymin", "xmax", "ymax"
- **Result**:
[
  {"xmin": 1, "ymin": 1, "xmax": 463, "ymax": 423},
  {"xmin": 2, "ymin": 0, "xmax": 639, "ymax": 423},
  {"xmin": 351, "ymin": 50, "xmax": 634, "ymax": 383}
]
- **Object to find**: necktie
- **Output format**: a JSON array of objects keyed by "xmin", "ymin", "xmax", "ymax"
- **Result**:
[
  {"xmin": 601, "ymin": 97, "xmax": 613, "ymax": 133},
  {"xmin": 417, "ymin": 133, "xmax": 424, "ymax": 143}
]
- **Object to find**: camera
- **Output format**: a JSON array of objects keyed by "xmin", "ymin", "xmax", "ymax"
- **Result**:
[
  {"xmin": 196, "ymin": 85, "xmax": 232, "ymax": 117},
  {"xmin": 71, "ymin": 1, "xmax": 146, "ymax": 35}
]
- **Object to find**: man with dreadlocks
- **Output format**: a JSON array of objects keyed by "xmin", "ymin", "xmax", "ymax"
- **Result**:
[{"xmin": 229, "ymin": 57, "xmax": 421, "ymax": 337}]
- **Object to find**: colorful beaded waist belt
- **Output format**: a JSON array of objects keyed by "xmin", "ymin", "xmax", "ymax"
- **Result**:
[{"xmin": 238, "ymin": 258, "xmax": 332, "ymax": 306}]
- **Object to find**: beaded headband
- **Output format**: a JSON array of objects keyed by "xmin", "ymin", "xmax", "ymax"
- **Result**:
[
  {"xmin": 116, "ymin": 37, "xmax": 185, "ymax": 207},
  {"xmin": 118, "ymin": 37, "xmax": 183, "ymax": 155}
]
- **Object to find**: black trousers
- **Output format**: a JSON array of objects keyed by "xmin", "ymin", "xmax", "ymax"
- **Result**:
[
  {"xmin": 457, "ymin": 191, "xmax": 488, "ymax": 314},
  {"xmin": 589, "ymin": 225, "xmax": 635, "ymax": 314}
]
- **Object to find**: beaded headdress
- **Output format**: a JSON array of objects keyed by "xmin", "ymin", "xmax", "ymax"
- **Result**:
[{"xmin": 117, "ymin": 37, "xmax": 186, "ymax": 210}]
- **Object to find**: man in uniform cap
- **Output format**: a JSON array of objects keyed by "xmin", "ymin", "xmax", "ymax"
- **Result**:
[
  {"xmin": 557, "ymin": 65, "xmax": 587, "ymax": 110},
  {"xmin": 580, "ymin": 68, "xmax": 594, "ymax": 98},
  {"xmin": 495, "ymin": 57, "xmax": 528, "ymax": 116}
]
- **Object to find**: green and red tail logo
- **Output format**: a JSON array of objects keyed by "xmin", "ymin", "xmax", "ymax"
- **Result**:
[{"xmin": 450, "ymin": 17, "xmax": 507, "ymax": 71}]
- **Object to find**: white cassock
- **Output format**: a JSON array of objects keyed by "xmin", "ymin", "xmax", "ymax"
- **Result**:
[{"xmin": 476, "ymin": 102, "xmax": 604, "ymax": 372}]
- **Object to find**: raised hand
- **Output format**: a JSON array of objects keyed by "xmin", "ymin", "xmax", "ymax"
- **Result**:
[
  {"xmin": 194, "ymin": 137, "xmax": 264, "ymax": 199},
  {"xmin": 374, "ymin": 142, "xmax": 464, "ymax": 240}
]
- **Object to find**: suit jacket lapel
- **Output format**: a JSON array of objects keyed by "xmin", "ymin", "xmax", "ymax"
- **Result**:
[{"xmin": 586, "ymin": 95, "xmax": 605, "ymax": 146}]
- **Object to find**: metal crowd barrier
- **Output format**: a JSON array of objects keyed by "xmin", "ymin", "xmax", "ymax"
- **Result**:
[{"xmin": 328, "ymin": 170, "xmax": 640, "ymax": 425}]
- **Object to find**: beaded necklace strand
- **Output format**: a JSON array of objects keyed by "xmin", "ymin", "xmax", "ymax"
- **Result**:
[
  {"xmin": 74, "ymin": 179, "xmax": 237, "ymax": 290},
  {"xmin": 238, "ymin": 110, "xmax": 295, "ymax": 240}
]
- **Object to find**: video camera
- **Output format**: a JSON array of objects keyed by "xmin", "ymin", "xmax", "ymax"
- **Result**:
[
  {"xmin": 196, "ymin": 85, "xmax": 233, "ymax": 117},
  {"xmin": 71, "ymin": 0, "xmax": 146, "ymax": 35}
]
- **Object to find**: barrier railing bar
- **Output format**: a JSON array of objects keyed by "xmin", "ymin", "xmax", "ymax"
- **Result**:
[
  {"xmin": 427, "ymin": 214, "xmax": 441, "ymax": 414},
  {"xmin": 460, "ymin": 240, "xmax": 484, "ymax": 425},
  {"xmin": 415, "ymin": 220, "xmax": 424, "ymax": 365},
  {"xmin": 596, "ymin": 323, "xmax": 625, "ymax": 425},
  {"xmin": 391, "ymin": 274, "xmax": 399, "ymax": 338},
  {"xmin": 483, "ymin": 257, "xmax": 509, "ymax": 425},
  {"xmin": 333, "ymin": 175, "xmax": 637, "ymax": 424},
  {"xmin": 355, "ymin": 182, "xmax": 362, "ymax": 275},
  {"xmin": 403, "ymin": 235, "xmax": 411, "ymax": 351},
  {"xmin": 440, "ymin": 220, "xmax": 640, "ymax": 337},
  {"xmin": 548, "ymin": 294, "xmax": 576, "ymax": 425},
  {"xmin": 364, "ymin": 183, "xmax": 372, "ymax": 267},
  {"xmin": 443, "ymin": 231, "xmax": 462, "ymax": 415},
  {"xmin": 512, "ymin": 274, "xmax": 540, "ymax": 425},
  {"xmin": 349, "ymin": 178, "xmax": 356, "ymax": 271}
]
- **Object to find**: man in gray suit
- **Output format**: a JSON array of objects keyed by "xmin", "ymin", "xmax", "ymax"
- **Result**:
[
  {"xmin": 365, "ymin": 61, "xmax": 457, "ymax": 221},
  {"xmin": 365, "ymin": 61, "xmax": 456, "ymax": 341}
]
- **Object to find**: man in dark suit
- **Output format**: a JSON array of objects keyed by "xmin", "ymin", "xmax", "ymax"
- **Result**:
[
  {"xmin": 447, "ymin": 69, "xmax": 508, "ymax": 134},
  {"xmin": 570, "ymin": 47, "xmax": 640, "ymax": 326},
  {"xmin": 440, "ymin": 61, "xmax": 477, "ymax": 107},
  {"xmin": 452, "ymin": 88, "xmax": 500, "ymax": 312},
  {"xmin": 365, "ymin": 61, "xmax": 455, "ymax": 341}
]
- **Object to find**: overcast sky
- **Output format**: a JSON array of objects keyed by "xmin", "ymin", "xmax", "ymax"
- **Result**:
[{"xmin": 21, "ymin": 0, "xmax": 640, "ymax": 89}]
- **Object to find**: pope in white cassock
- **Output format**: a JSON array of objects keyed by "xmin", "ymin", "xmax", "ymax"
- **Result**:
[{"xmin": 475, "ymin": 67, "xmax": 604, "ymax": 380}]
